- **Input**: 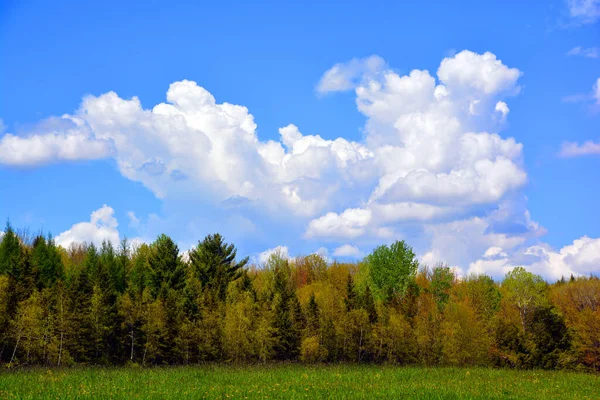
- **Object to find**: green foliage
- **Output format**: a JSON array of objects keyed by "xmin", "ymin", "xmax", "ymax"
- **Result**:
[
  {"xmin": 31, "ymin": 235, "xmax": 64, "ymax": 289},
  {"xmin": 502, "ymin": 266, "xmax": 548, "ymax": 331},
  {"xmin": 189, "ymin": 233, "xmax": 248, "ymax": 301},
  {"xmin": 148, "ymin": 234, "xmax": 186, "ymax": 298},
  {"xmin": 0, "ymin": 222, "xmax": 596, "ymax": 371},
  {"xmin": 364, "ymin": 240, "xmax": 418, "ymax": 302},
  {"xmin": 431, "ymin": 265, "xmax": 454, "ymax": 311},
  {"xmin": 3, "ymin": 365, "xmax": 600, "ymax": 399}
]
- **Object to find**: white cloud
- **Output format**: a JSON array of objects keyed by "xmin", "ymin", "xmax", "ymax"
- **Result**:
[
  {"xmin": 257, "ymin": 245, "xmax": 290, "ymax": 264},
  {"xmin": 0, "ymin": 118, "xmax": 112, "ymax": 166},
  {"xmin": 562, "ymin": 77, "xmax": 600, "ymax": 108},
  {"xmin": 4, "ymin": 50, "xmax": 587, "ymax": 281},
  {"xmin": 484, "ymin": 246, "xmax": 508, "ymax": 258},
  {"xmin": 567, "ymin": 0, "xmax": 600, "ymax": 24},
  {"xmin": 559, "ymin": 140, "xmax": 600, "ymax": 157},
  {"xmin": 317, "ymin": 55, "xmax": 386, "ymax": 93},
  {"xmin": 3, "ymin": 82, "xmax": 376, "ymax": 218},
  {"xmin": 437, "ymin": 50, "xmax": 521, "ymax": 95},
  {"xmin": 308, "ymin": 50, "xmax": 525, "ymax": 241},
  {"xmin": 127, "ymin": 211, "xmax": 141, "ymax": 227},
  {"xmin": 468, "ymin": 236, "xmax": 600, "ymax": 281},
  {"xmin": 55, "ymin": 205, "xmax": 120, "ymax": 248},
  {"xmin": 305, "ymin": 208, "xmax": 372, "ymax": 239},
  {"xmin": 566, "ymin": 46, "xmax": 600, "ymax": 58},
  {"xmin": 333, "ymin": 244, "xmax": 362, "ymax": 257},
  {"xmin": 495, "ymin": 101, "xmax": 509, "ymax": 120}
]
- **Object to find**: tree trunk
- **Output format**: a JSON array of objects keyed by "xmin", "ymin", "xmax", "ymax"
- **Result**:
[
  {"xmin": 58, "ymin": 332, "xmax": 64, "ymax": 366},
  {"xmin": 130, "ymin": 329, "xmax": 134, "ymax": 362},
  {"xmin": 10, "ymin": 335, "xmax": 21, "ymax": 364},
  {"xmin": 358, "ymin": 328, "xmax": 363, "ymax": 362}
]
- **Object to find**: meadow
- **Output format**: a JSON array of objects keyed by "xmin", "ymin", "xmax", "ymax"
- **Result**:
[{"xmin": 0, "ymin": 365, "xmax": 599, "ymax": 399}]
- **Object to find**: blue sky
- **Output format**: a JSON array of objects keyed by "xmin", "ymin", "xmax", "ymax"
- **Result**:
[{"xmin": 1, "ymin": 0, "xmax": 599, "ymax": 279}]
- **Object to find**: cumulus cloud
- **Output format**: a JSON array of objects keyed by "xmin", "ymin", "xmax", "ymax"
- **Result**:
[
  {"xmin": 566, "ymin": 46, "xmax": 599, "ymax": 58},
  {"xmin": 3, "ymin": 49, "xmax": 590, "ymax": 280},
  {"xmin": 0, "ymin": 82, "xmax": 374, "ymax": 217},
  {"xmin": 437, "ymin": 51, "xmax": 521, "ymax": 95},
  {"xmin": 468, "ymin": 236, "xmax": 600, "ymax": 281},
  {"xmin": 316, "ymin": 55, "xmax": 386, "ymax": 93},
  {"xmin": 0, "ymin": 117, "xmax": 112, "ymax": 166},
  {"xmin": 308, "ymin": 50, "xmax": 526, "ymax": 242},
  {"xmin": 559, "ymin": 140, "xmax": 600, "ymax": 157},
  {"xmin": 332, "ymin": 244, "xmax": 362, "ymax": 258},
  {"xmin": 305, "ymin": 208, "xmax": 372, "ymax": 239},
  {"xmin": 495, "ymin": 101, "xmax": 509, "ymax": 120},
  {"xmin": 566, "ymin": 0, "xmax": 600, "ymax": 24},
  {"xmin": 55, "ymin": 205, "xmax": 121, "ymax": 248},
  {"xmin": 257, "ymin": 245, "xmax": 290, "ymax": 264}
]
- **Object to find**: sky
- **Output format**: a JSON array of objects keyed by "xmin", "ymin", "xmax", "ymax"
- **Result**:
[{"xmin": 0, "ymin": 0, "xmax": 599, "ymax": 280}]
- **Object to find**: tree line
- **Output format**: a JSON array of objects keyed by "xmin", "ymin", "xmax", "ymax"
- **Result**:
[{"xmin": 0, "ymin": 222, "xmax": 598, "ymax": 370}]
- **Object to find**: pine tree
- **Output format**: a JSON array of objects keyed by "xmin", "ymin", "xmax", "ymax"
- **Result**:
[
  {"xmin": 189, "ymin": 233, "xmax": 249, "ymax": 301},
  {"xmin": 362, "ymin": 285, "xmax": 378, "ymax": 324},
  {"xmin": 31, "ymin": 235, "xmax": 64, "ymax": 290},
  {"xmin": 344, "ymin": 273, "xmax": 358, "ymax": 312},
  {"xmin": 270, "ymin": 258, "xmax": 301, "ymax": 360},
  {"xmin": 148, "ymin": 234, "xmax": 185, "ymax": 299},
  {"xmin": 306, "ymin": 293, "xmax": 320, "ymax": 337}
]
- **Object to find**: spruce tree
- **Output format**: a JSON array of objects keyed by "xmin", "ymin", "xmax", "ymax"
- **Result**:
[
  {"xmin": 189, "ymin": 233, "xmax": 249, "ymax": 301},
  {"xmin": 148, "ymin": 234, "xmax": 185, "ymax": 298},
  {"xmin": 345, "ymin": 273, "xmax": 358, "ymax": 312}
]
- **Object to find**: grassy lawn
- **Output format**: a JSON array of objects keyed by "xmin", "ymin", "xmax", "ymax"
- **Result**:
[{"xmin": 0, "ymin": 364, "xmax": 598, "ymax": 399}]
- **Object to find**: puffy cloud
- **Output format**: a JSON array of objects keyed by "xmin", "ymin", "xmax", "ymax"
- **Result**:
[
  {"xmin": 495, "ymin": 101, "xmax": 509, "ymax": 120},
  {"xmin": 0, "ymin": 81, "xmax": 372, "ymax": 218},
  {"xmin": 305, "ymin": 208, "xmax": 372, "ymax": 239},
  {"xmin": 566, "ymin": 46, "xmax": 599, "ymax": 58},
  {"xmin": 316, "ymin": 55, "xmax": 386, "ymax": 93},
  {"xmin": 468, "ymin": 236, "xmax": 600, "ymax": 281},
  {"xmin": 483, "ymin": 246, "xmax": 508, "ymax": 258},
  {"xmin": 308, "ymin": 50, "xmax": 526, "ymax": 242},
  {"xmin": 257, "ymin": 245, "xmax": 290, "ymax": 264},
  {"xmin": 4, "ymin": 50, "xmax": 580, "ymax": 280},
  {"xmin": 567, "ymin": 0, "xmax": 600, "ymax": 24},
  {"xmin": 559, "ymin": 140, "xmax": 600, "ymax": 157},
  {"xmin": 55, "ymin": 205, "xmax": 120, "ymax": 248},
  {"xmin": 0, "ymin": 118, "xmax": 112, "ymax": 166},
  {"xmin": 332, "ymin": 244, "xmax": 362, "ymax": 258},
  {"xmin": 437, "ymin": 51, "xmax": 521, "ymax": 95}
]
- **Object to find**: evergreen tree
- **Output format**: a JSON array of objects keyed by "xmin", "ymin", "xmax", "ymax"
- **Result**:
[
  {"xmin": 306, "ymin": 293, "xmax": 320, "ymax": 337},
  {"xmin": 31, "ymin": 235, "xmax": 64, "ymax": 290},
  {"xmin": 362, "ymin": 285, "xmax": 378, "ymax": 324},
  {"xmin": 189, "ymin": 233, "xmax": 249, "ymax": 301},
  {"xmin": 344, "ymin": 273, "xmax": 358, "ymax": 312},
  {"xmin": 148, "ymin": 234, "xmax": 185, "ymax": 298},
  {"xmin": 270, "ymin": 259, "xmax": 300, "ymax": 360}
]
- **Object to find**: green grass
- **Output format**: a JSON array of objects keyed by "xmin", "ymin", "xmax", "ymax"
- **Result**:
[{"xmin": 0, "ymin": 364, "xmax": 598, "ymax": 399}]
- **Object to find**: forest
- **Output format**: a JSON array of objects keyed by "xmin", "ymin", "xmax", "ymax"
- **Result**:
[{"xmin": 0, "ymin": 222, "xmax": 598, "ymax": 371}]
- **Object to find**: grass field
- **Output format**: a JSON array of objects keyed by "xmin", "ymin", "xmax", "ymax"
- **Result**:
[{"xmin": 0, "ymin": 364, "xmax": 598, "ymax": 399}]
